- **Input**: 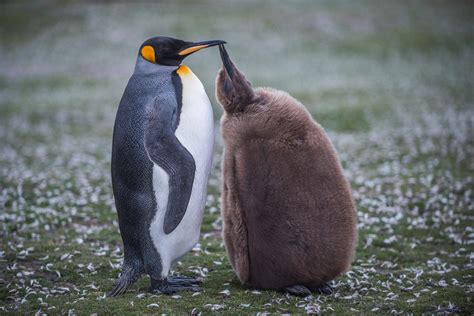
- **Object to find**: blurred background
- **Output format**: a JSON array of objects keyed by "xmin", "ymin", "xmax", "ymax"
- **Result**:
[{"xmin": 1, "ymin": 0, "xmax": 473, "ymax": 314}]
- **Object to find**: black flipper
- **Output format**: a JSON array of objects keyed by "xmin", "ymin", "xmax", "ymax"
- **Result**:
[{"xmin": 144, "ymin": 97, "xmax": 196, "ymax": 235}]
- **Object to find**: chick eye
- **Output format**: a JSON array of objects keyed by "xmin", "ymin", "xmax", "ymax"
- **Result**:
[{"xmin": 141, "ymin": 45, "xmax": 156, "ymax": 63}]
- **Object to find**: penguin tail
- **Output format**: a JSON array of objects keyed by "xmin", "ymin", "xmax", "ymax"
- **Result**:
[{"xmin": 108, "ymin": 263, "xmax": 142, "ymax": 297}]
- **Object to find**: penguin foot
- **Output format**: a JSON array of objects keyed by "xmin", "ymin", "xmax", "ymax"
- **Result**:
[
  {"xmin": 285, "ymin": 283, "xmax": 333, "ymax": 297},
  {"xmin": 150, "ymin": 276, "xmax": 201, "ymax": 295},
  {"xmin": 168, "ymin": 275, "xmax": 202, "ymax": 285},
  {"xmin": 285, "ymin": 285, "xmax": 312, "ymax": 297},
  {"xmin": 309, "ymin": 283, "xmax": 333, "ymax": 295},
  {"xmin": 107, "ymin": 263, "xmax": 142, "ymax": 297}
]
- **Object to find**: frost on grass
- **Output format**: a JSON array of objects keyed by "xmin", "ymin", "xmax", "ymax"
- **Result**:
[{"xmin": 1, "ymin": 92, "xmax": 472, "ymax": 313}]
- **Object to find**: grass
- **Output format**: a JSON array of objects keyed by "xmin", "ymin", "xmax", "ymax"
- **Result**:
[{"xmin": 1, "ymin": 0, "xmax": 473, "ymax": 314}]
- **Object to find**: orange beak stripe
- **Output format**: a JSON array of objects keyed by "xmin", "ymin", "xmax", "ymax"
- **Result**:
[{"xmin": 178, "ymin": 44, "xmax": 209, "ymax": 56}]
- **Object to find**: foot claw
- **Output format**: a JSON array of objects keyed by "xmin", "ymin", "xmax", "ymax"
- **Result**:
[
  {"xmin": 311, "ymin": 283, "xmax": 333, "ymax": 295},
  {"xmin": 285, "ymin": 285, "xmax": 312, "ymax": 297},
  {"xmin": 168, "ymin": 275, "xmax": 202, "ymax": 285},
  {"xmin": 151, "ymin": 276, "xmax": 202, "ymax": 295}
]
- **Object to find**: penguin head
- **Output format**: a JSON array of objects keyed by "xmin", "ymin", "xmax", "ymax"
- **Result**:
[
  {"xmin": 139, "ymin": 37, "xmax": 226, "ymax": 66},
  {"xmin": 216, "ymin": 44, "xmax": 256, "ymax": 113}
]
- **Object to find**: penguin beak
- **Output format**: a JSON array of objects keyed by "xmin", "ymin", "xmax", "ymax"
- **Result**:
[
  {"xmin": 178, "ymin": 40, "xmax": 226, "ymax": 56},
  {"xmin": 219, "ymin": 44, "xmax": 235, "ymax": 79}
]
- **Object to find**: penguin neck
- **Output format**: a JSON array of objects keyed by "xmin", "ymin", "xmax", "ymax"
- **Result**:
[{"xmin": 134, "ymin": 56, "xmax": 179, "ymax": 75}]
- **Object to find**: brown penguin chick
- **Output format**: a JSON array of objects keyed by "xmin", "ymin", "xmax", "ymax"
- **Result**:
[{"xmin": 215, "ymin": 45, "xmax": 358, "ymax": 296}]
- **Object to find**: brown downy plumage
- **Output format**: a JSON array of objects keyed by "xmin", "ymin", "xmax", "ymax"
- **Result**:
[{"xmin": 215, "ymin": 45, "xmax": 357, "ymax": 296}]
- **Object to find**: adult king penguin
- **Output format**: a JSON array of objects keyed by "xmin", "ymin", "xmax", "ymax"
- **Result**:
[{"xmin": 109, "ymin": 37, "xmax": 224, "ymax": 296}]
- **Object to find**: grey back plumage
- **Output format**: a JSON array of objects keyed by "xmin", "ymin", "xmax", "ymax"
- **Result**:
[{"xmin": 112, "ymin": 57, "xmax": 178, "ymax": 199}]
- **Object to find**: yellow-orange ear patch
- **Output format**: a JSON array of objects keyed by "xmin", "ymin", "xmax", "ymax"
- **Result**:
[{"xmin": 141, "ymin": 45, "xmax": 156, "ymax": 63}]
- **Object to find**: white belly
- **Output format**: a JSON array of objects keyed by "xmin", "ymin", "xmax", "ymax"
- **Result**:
[{"xmin": 149, "ymin": 67, "xmax": 214, "ymax": 278}]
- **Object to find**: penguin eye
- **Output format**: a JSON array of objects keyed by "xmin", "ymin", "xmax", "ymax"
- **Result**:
[{"xmin": 141, "ymin": 45, "xmax": 156, "ymax": 63}]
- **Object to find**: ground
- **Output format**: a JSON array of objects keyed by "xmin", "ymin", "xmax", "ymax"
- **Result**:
[{"xmin": 0, "ymin": 0, "xmax": 473, "ymax": 314}]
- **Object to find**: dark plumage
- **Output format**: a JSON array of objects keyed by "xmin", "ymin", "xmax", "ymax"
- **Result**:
[{"xmin": 215, "ymin": 45, "xmax": 357, "ymax": 295}]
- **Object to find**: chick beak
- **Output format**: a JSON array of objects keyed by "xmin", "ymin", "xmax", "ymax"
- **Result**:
[
  {"xmin": 219, "ymin": 44, "xmax": 235, "ymax": 79},
  {"xmin": 178, "ymin": 40, "xmax": 226, "ymax": 56}
]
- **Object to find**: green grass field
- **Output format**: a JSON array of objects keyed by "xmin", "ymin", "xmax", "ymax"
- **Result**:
[{"xmin": 1, "ymin": 0, "xmax": 473, "ymax": 314}]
